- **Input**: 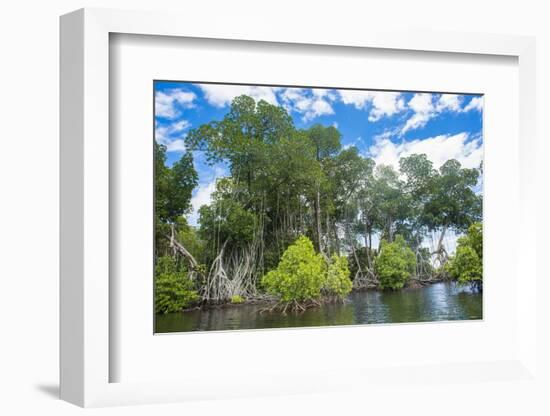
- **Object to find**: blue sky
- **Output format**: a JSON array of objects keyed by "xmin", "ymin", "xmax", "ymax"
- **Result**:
[{"xmin": 154, "ymin": 82, "xmax": 483, "ymax": 245}]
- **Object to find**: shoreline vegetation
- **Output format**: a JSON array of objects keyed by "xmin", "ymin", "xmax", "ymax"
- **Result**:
[
  {"xmin": 155, "ymin": 94, "xmax": 483, "ymax": 317},
  {"xmin": 175, "ymin": 279, "xmax": 449, "ymax": 314},
  {"xmin": 168, "ymin": 266, "xmax": 460, "ymax": 315}
]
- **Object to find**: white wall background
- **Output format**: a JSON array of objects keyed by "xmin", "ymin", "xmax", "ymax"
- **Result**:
[{"xmin": 0, "ymin": 1, "xmax": 548, "ymax": 415}]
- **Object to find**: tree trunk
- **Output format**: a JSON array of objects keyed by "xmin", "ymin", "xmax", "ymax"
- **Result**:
[
  {"xmin": 363, "ymin": 221, "xmax": 369, "ymax": 250},
  {"xmin": 362, "ymin": 221, "xmax": 371, "ymax": 268},
  {"xmin": 246, "ymin": 159, "xmax": 252, "ymax": 195},
  {"xmin": 333, "ymin": 223, "xmax": 341, "ymax": 256},
  {"xmin": 315, "ymin": 182, "xmax": 323, "ymax": 255},
  {"xmin": 436, "ymin": 225, "xmax": 447, "ymax": 254},
  {"xmin": 325, "ymin": 211, "xmax": 331, "ymax": 257},
  {"xmin": 167, "ymin": 225, "xmax": 200, "ymax": 272},
  {"xmin": 368, "ymin": 230, "xmax": 372, "ymax": 251},
  {"xmin": 346, "ymin": 223, "xmax": 363, "ymax": 276},
  {"xmin": 432, "ymin": 225, "xmax": 449, "ymax": 270}
]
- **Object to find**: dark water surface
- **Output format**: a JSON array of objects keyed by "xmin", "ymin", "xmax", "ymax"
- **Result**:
[{"xmin": 155, "ymin": 281, "xmax": 482, "ymax": 333}]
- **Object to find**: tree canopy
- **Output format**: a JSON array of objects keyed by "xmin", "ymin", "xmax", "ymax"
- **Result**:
[
  {"xmin": 154, "ymin": 94, "xmax": 483, "ymax": 312},
  {"xmin": 446, "ymin": 222, "xmax": 483, "ymax": 290}
]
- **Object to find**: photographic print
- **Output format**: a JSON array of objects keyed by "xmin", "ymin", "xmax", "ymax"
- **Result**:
[{"xmin": 154, "ymin": 81, "xmax": 483, "ymax": 333}]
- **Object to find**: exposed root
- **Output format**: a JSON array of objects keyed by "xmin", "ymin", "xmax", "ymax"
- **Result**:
[
  {"xmin": 352, "ymin": 268, "xmax": 379, "ymax": 290},
  {"xmin": 259, "ymin": 301, "xmax": 284, "ymax": 314},
  {"xmin": 259, "ymin": 297, "xmax": 344, "ymax": 314}
]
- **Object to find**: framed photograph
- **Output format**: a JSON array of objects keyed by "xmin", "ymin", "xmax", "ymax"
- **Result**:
[
  {"xmin": 152, "ymin": 80, "xmax": 484, "ymax": 334},
  {"xmin": 60, "ymin": 8, "xmax": 538, "ymax": 408}
]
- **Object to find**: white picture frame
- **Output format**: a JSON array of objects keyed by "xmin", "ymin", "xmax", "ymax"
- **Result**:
[{"xmin": 60, "ymin": 7, "xmax": 538, "ymax": 408}]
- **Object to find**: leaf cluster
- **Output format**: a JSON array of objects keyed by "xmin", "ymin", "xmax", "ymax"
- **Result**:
[
  {"xmin": 445, "ymin": 222, "xmax": 483, "ymax": 287},
  {"xmin": 261, "ymin": 236, "xmax": 352, "ymax": 303},
  {"xmin": 155, "ymin": 142, "xmax": 198, "ymax": 224},
  {"xmin": 154, "ymin": 256, "xmax": 200, "ymax": 314},
  {"xmin": 374, "ymin": 235, "xmax": 417, "ymax": 290}
]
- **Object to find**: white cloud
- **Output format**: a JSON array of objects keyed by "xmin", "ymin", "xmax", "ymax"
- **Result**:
[
  {"xmin": 198, "ymin": 84, "xmax": 280, "ymax": 107},
  {"xmin": 280, "ymin": 88, "xmax": 335, "ymax": 121},
  {"xmin": 401, "ymin": 93, "xmax": 435, "ymax": 134},
  {"xmin": 155, "ymin": 119, "xmax": 191, "ymax": 153},
  {"xmin": 368, "ymin": 132, "xmax": 483, "ymax": 171},
  {"xmin": 463, "ymin": 96, "xmax": 484, "ymax": 112},
  {"xmin": 154, "ymin": 127, "xmax": 170, "ymax": 146},
  {"xmin": 169, "ymin": 119, "xmax": 191, "ymax": 132},
  {"xmin": 188, "ymin": 181, "xmax": 216, "ymax": 226},
  {"xmin": 341, "ymin": 137, "xmax": 364, "ymax": 151},
  {"xmin": 338, "ymin": 90, "xmax": 372, "ymax": 109},
  {"xmin": 401, "ymin": 93, "xmax": 483, "ymax": 135},
  {"xmin": 436, "ymin": 94, "xmax": 462, "ymax": 112},
  {"xmin": 188, "ymin": 167, "xmax": 226, "ymax": 226},
  {"xmin": 368, "ymin": 93, "xmax": 406, "ymax": 121},
  {"xmin": 338, "ymin": 90, "xmax": 405, "ymax": 121},
  {"xmin": 373, "ymin": 129, "xmax": 398, "ymax": 142},
  {"xmin": 408, "ymin": 93, "xmax": 434, "ymax": 114},
  {"xmin": 166, "ymin": 139, "xmax": 186, "ymax": 153},
  {"xmin": 155, "ymin": 89, "xmax": 196, "ymax": 119}
]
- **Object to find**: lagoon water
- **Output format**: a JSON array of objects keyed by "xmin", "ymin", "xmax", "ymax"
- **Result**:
[{"xmin": 155, "ymin": 281, "xmax": 482, "ymax": 333}]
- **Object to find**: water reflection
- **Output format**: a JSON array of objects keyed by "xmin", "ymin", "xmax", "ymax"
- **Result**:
[{"xmin": 155, "ymin": 281, "xmax": 482, "ymax": 333}]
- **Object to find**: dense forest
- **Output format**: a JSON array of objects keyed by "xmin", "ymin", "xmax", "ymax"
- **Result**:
[{"xmin": 155, "ymin": 95, "xmax": 483, "ymax": 314}]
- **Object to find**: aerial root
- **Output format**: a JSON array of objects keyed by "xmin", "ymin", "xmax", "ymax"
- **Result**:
[{"xmin": 259, "ymin": 298, "xmax": 333, "ymax": 314}]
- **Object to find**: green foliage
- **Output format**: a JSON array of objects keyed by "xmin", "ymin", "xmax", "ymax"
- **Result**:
[
  {"xmin": 399, "ymin": 153, "xmax": 436, "ymax": 199},
  {"xmin": 261, "ymin": 237, "xmax": 352, "ymax": 303},
  {"xmin": 155, "ymin": 142, "xmax": 198, "ymax": 224},
  {"xmin": 306, "ymin": 124, "xmax": 342, "ymax": 161},
  {"xmin": 446, "ymin": 222, "xmax": 483, "ymax": 288},
  {"xmin": 230, "ymin": 295, "xmax": 244, "ymax": 304},
  {"xmin": 421, "ymin": 159, "xmax": 482, "ymax": 233},
  {"xmin": 198, "ymin": 178, "xmax": 258, "ymax": 249},
  {"xmin": 324, "ymin": 254, "xmax": 352, "ymax": 298},
  {"xmin": 466, "ymin": 222, "xmax": 483, "ymax": 261},
  {"xmin": 375, "ymin": 235, "xmax": 416, "ymax": 289},
  {"xmin": 261, "ymin": 236, "xmax": 326, "ymax": 302},
  {"xmin": 446, "ymin": 245, "xmax": 482, "ymax": 284},
  {"xmin": 371, "ymin": 165, "xmax": 411, "ymax": 242},
  {"xmin": 175, "ymin": 217, "xmax": 205, "ymax": 261},
  {"xmin": 155, "ymin": 216, "xmax": 205, "ymax": 260},
  {"xmin": 186, "ymin": 95, "xmax": 294, "ymax": 189},
  {"xmin": 154, "ymin": 93, "xmax": 484, "ymax": 307},
  {"xmin": 330, "ymin": 148, "xmax": 375, "ymax": 235},
  {"xmin": 187, "ymin": 96, "xmax": 326, "ymax": 269},
  {"xmin": 155, "ymin": 256, "xmax": 200, "ymax": 314}
]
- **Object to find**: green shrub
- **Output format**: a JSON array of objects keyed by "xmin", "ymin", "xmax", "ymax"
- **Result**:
[
  {"xmin": 230, "ymin": 295, "xmax": 244, "ymax": 304},
  {"xmin": 261, "ymin": 236, "xmax": 326, "ymax": 302},
  {"xmin": 375, "ymin": 235, "xmax": 416, "ymax": 290},
  {"xmin": 324, "ymin": 254, "xmax": 352, "ymax": 298},
  {"xmin": 155, "ymin": 256, "xmax": 200, "ymax": 314},
  {"xmin": 446, "ymin": 222, "xmax": 483, "ymax": 288},
  {"xmin": 261, "ymin": 236, "xmax": 353, "ymax": 304}
]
